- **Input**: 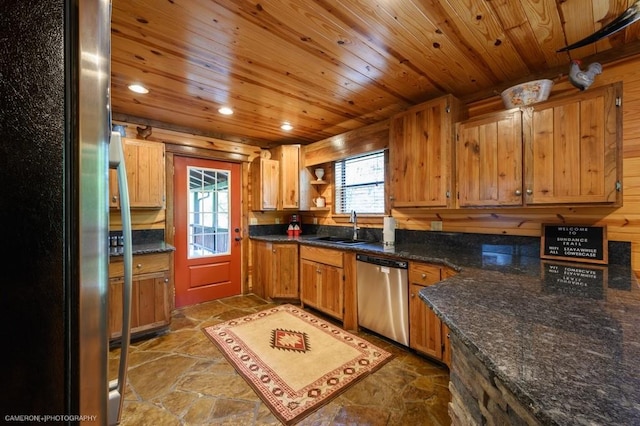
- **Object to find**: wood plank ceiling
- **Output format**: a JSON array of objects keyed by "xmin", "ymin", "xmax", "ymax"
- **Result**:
[{"xmin": 111, "ymin": 0, "xmax": 640, "ymax": 147}]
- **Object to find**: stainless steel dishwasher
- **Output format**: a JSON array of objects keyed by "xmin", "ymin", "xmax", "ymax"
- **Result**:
[{"xmin": 356, "ymin": 253, "xmax": 409, "ymax": 346}]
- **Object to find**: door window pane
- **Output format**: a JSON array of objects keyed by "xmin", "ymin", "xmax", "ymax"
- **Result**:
[{"xmin": 187, "ymin": 167, "xmax": 230, "ymax": 258}]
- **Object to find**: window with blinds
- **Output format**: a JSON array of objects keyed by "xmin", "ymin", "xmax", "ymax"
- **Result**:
[{"xmin": 334, "ymin": 151, "xmax": 385, "ymax": 214}]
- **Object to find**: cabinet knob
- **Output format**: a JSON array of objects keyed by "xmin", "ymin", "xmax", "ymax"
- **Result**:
[
  {"xmin": 515, "ymin": 189, "xmax": 522, "ymax": 196},
  {"xmin": 316, "ymin": 269, "xmax": 321, "ymax": 274},
  {"xmin": 526, "ymin": 189, "xmax": 533, "ymax": 195},
  {"xmin": 136, "ymin": 263, "xmax": 142, "ymax": 269},
  {"xmin": 421, "ymin": 273, "xmax": 426, "ymax": 279},
  {"xmin": 164, "ymin": 278, "xmax": 169, "ymax": 283},
  {"xmin": 112, "ymin": 196, "xmax": 117, "ymax": 202}
]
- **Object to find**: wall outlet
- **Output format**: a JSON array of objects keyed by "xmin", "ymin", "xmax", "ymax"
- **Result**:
[
  {"xmin": 275, "ymin": 218, "xmax": 280, "ymax": 224},
  {"xmin": 431, "ymin": 221, "xmax": 443, "ymax": 231},
  {"xmin": 249, "ymin": 218, "xmax": 258, "ymax": 225},
  {"xmin": 313, "ymin": 217, "xmax": 318, "ymax": 224}
]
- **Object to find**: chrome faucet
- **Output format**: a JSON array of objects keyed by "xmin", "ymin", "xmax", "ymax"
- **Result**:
[{"xmin": 350, "ymin": 210, "xmax": 359, "ymax": 240}]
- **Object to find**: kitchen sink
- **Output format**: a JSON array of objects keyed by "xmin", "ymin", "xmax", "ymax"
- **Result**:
[
  {"xmin": 312, "ymin": 236, "xmax": 348, "ymax": 242},
  {"xmin": 311, "ymin": 236, "xmax": 370, "ymax": 245},
  {"xmin": 338, "ymin": 239, "xmax": 370, "ymax": 245}
]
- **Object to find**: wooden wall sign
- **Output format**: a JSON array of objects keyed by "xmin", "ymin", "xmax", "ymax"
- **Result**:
[{"xmin": 541, "ymin": 224, "xmax": 608, "ymax": 264}]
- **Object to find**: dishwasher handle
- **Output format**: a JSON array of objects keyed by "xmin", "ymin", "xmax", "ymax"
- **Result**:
[{"xmin": 356, "ymin": 253, "xmax": 407, "ymax": 269}]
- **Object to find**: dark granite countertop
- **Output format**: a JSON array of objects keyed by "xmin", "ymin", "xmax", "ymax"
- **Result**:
[
  {"xmin": 251, "ymin": 233, "xmax": 640, "ymax": 425},
  {"xmin": 109, "ymin": 241, "xmax": 175, "ymax": 257},
  {"xmin": 420, "ymin": 265, "xmax": 640, "ymax": 426}
]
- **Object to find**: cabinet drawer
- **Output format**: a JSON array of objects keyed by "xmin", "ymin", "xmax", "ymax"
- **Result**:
[
  {"xmin": 109, "ymin": 252, "xmax": 171, "ymax": 278},
  {"xmin": 409, "ymin": 263, "xmax": 441, "ymax": 286},
  {"xmin": 300, "ymin": 245, "xmax": 343, "ymax": 268}
]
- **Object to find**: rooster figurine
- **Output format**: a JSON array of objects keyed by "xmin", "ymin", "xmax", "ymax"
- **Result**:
[{"xmin": 568, "ymin": 59, "xmax": 602, "ymax": 91}]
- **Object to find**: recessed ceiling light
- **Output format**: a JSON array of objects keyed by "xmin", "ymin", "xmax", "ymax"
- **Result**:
[
  {"xmin": 128, "ymin": 84, "xmax": 149, "ymax": 94},
  {"xmin": 281, "ymin": 122, "xmax": 293, "ymax": 131},
  {"xmin": 218, "ymin": 106, "xmax": 234, "ymax": 115}
]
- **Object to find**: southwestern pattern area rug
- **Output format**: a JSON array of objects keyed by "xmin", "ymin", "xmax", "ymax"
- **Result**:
[{"xmin": 202, "ymin": 304, "xmax": 393, "ymax": 425}]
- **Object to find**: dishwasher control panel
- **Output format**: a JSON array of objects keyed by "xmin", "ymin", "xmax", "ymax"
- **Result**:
[{"xmin": 356, "ymin": 253, "xmax": 407, "ymax": 269}]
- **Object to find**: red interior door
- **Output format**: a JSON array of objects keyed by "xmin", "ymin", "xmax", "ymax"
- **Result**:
[{"xmin": 173, "ymin": 156, "xmax": 241, "ymax": 307}]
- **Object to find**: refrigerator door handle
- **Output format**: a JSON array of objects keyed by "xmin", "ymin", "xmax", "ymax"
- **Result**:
[{"xmin": 108, "ymin": 131, "xmax": 133, "ymax": 425}]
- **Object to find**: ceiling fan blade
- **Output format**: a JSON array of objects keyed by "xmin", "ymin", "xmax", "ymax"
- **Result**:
[{"xmin": 557, "ymin": 0, "xmax": 640, "ymax": 52}]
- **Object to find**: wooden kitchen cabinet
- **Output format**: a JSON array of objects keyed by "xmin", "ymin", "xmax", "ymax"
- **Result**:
[
  {"xmin": 456, "ymin": 82, "xmax": 622, "ymax": 208},
  {"xmin": 252, "ymin": 240, "xmax": 299, "ymax": 300},
  {"xmin": 108, "ymin": 252, "xmax": 172, "ymax": 341},
  {"xmin": 251, "ymin": 157, "xmax": 279, "ymax": 210},
  {"xmin": 409, "ymin": 262, "xmax": 454, "ymax": 366},
  {"xmin": 272, "ymin": 144, "xmax": 300, "ymax": 210},
  {"xmin": 389, "ymin": 95, "xmax": 466, "ymax": 208},
  {"xmin": 300, "ymin": 245, "xmax": 344, "ymax": 321},
  {"xmin": 523, "ymin": 82, "xmax": 622, "ymax": 206},
  {"xmin": 109, "ymin": 169, "xmax": 120, "ymax": 209},
  {"xmin": 251, "ymin": 145, "xmax": 300, "ymax": 211},
  {"xmin": 109, "ymin": 138, "xmax": 166, "ymax": 209},
  {"xmin": 456, "ymin": 109, "xmax": 523, "ymax": 207}
]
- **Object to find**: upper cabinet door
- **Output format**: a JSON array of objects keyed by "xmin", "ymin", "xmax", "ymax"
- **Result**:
[
  {"xmin": 112, "ymin": 138, "xmax": 165, "ymax": 209},
  {"xmin": 389, "ymin": 95, "xmax": 464, "ymax": 208},
  {"xmin": 272, "ymin": 145, "xmax": 300, "ymax": 210},
  {"xmin": 251, "ymin": 157, "xmax": 279, "ymax": 211},
  {"xmin": 523, "ymin": 83, "xmax": 622, "ymax": 206},
  {"xmin": 124, "ymin": 138, "xmax": 165, "ymax": 209},
  {"xmin": 456, "ymin": 109, "xmax": 523, "ymax": 207}
]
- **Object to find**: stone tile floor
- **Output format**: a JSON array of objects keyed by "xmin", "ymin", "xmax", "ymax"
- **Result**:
[{"xmin": 109, "ymin": 294, "xmax": 451, "ymax": 425}]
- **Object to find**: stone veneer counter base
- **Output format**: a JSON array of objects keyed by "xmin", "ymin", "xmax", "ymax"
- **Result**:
[{"xmin": 448, "ymin": 333, "xmax": 543, "ymax": 425}]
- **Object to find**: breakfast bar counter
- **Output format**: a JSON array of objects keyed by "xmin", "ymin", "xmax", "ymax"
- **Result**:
[{"xmin": 420, "ymin": 263, "xmax": 640, "ymax": 425}]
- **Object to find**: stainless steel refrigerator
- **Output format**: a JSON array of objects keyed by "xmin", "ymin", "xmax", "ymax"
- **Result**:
[{"xmin": 0, "ymin": 1, "xmax": 132, "ymax": 424}]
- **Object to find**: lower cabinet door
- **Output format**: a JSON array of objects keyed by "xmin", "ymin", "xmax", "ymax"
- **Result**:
[
  {"xmin": 319, "ymin": 264, "xmax": 344, "ymax": 320},
  {"xmin": 300, "ymin": 259, "xmax": 319, "ymax": 307},
  {"xmin": 271, "ymin": 243, "xmax": 299, "ymax": 299},
  {"xmin": 109, "ymin": 271, "xmax": 171, "ymax": 341},
  {"xmin": 441, "ymin": 323, "xmax": 451, "ymax": 367},
  {"xmin": 409, "ymin": 283, "xmax": 443, "ymax": 360},
  {"xmin": 252, "ymin": 241, "xmax": 271, "ymax": 299}
]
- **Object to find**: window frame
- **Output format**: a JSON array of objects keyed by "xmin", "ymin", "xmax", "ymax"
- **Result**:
[{"xmin": 332, "ymin": 150, "xmax": 387, "ymax": 216}]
